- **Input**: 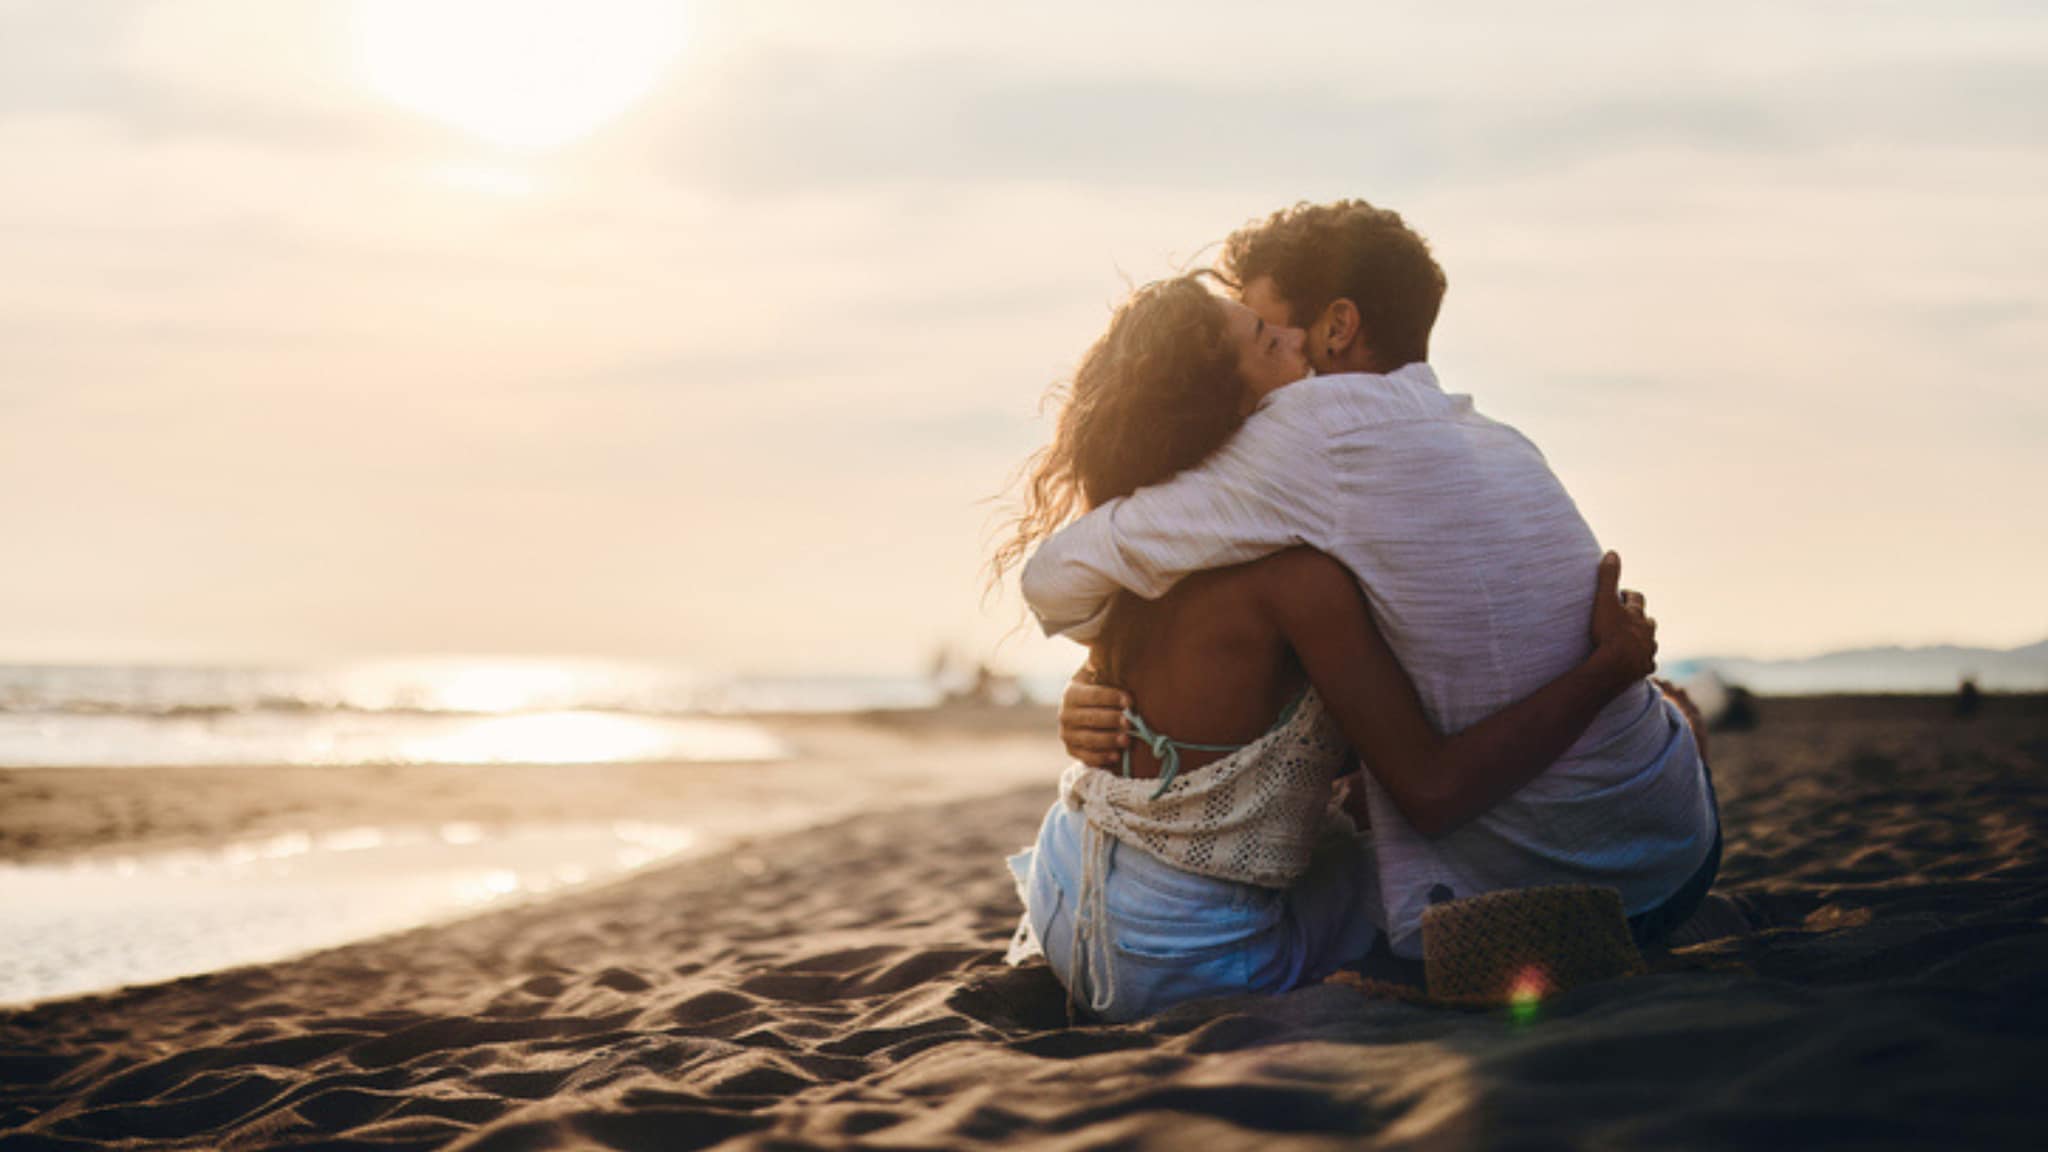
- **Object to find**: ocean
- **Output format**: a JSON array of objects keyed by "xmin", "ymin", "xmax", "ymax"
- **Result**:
[{"xmin": 0, "ymin": 660, "xmax": 970, "ymax": 769}]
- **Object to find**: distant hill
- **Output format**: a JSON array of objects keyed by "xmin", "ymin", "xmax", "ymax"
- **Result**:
[{"xmin": 1676, "ymin": 638, "xmax": 2048, "ymax": 694}]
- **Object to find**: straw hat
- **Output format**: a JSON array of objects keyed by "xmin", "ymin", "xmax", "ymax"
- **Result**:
[
  {"xmin": 1421, "ymin": 884, "xmax": 1645, "ymax": 1002},
  {"xmin": 1329, "ymin": 884, "xmax": 1646, "ymax": 1009}
]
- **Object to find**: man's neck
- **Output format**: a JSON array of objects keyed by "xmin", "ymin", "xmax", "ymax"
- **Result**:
[
  {"xmin": 1336, "ymin": 348, "xmax": 1383, "ymax": 375},
  {"xmin": 1324, "ymin": 354, "xmax": 1425, "ymax": 378}
]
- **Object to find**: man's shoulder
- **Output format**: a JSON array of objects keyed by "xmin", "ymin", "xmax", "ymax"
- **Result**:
[
  {"xmin": 1257, "ymin": 364, "xmax": 1460, "ymax": 427},
  {"xmin": 1256, "ymin": 372, "xmax": 1370, "ymax": 414},
  {"xmin": 1210, "ymin": 377, "xmax": 1342, "ymax": 455},
  {"xmin": 1245, "ymin": 375, "xmax": 1372, "ymax": 442}
]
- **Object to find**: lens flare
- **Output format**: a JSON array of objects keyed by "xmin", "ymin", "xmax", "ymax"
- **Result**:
[{"xmin": 1508, "ymin": 965, "xmax": 1551, "ymax": 1025}]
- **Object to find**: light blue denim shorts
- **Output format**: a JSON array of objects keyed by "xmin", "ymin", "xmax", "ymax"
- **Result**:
[{"xmin": 1008, "ymin": 800, "xmax": 1379, "ymax": 1022}]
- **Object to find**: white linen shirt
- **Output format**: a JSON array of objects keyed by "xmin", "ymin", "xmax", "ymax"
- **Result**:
[{"xmin": 1021, "ymin": 364, "xmax": 1715, "ymax": 957}]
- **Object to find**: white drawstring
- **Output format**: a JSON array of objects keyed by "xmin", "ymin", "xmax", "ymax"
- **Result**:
[{"xmin": 1070, "ymin": 817, "xmax": 1119, "ymax": 1016}]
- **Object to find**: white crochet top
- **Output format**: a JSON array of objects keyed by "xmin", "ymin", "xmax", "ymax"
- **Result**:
[
  {"xmin": 1062, "ymin": 686, "xmax": 1351, "ymax": 888},
  {"xmin": 1012, "ymin": 687, "xmax": 1354, "ymax": 1014}
]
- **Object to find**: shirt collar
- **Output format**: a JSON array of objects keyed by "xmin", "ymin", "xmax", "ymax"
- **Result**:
[
  {"xmin": 1255, "ymin": 361, "xmax": 1439, "ymax": 413},
  {"xmin": 1393, "ymin": 361, "xmax": 1439, "ymax": 391},
  {"xmin": 1297, "ymin": 361, "xmax": 1438, "ymax": 393}
]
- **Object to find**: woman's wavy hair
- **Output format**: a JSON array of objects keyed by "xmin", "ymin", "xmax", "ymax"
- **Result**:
[{"xmin": 991, "ymin": 274, "xmax": 1249, "ymax": 674}]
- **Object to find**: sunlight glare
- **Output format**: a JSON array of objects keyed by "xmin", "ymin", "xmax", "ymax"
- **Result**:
[
  {"xmin": 352, "ymin": 0, "xmax": 689, "ymax": 153},
  {"xmin": 429, "ymin": 663, "xmax": 577, "ymax": 713}
]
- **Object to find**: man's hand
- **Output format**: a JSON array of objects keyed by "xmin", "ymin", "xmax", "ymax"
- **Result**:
[
  {"xmin": 1059, "ymin": 665, "xmax": 1130, "ymax": 769},
  {"xmin": 1589, "ymin": 551, "xmax": 1657, "ymax": 684}
]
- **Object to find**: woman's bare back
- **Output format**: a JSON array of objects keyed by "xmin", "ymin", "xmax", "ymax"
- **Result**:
[{"xmin": 1103, "ymin": 557, "xmax": 1310, "ymax": 780}]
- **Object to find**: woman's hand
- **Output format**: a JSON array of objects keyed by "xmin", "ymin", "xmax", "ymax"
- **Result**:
[{"xmin": 1589, "ymin": 551, "xmax": 1657, "ymax": 685}]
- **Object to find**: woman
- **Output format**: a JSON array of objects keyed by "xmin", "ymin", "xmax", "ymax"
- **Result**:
[{"xmin": 993, "ymin": 275, "xmax": 1670, "ymax": 1021}]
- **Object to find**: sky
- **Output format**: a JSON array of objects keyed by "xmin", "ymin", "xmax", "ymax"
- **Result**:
[{"xmin": 1, "ymin": 0, "xmax": 2044, "ymax": 679}]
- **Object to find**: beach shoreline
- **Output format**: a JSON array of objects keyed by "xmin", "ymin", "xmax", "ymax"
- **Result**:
[{"xmin": 0, "ymin": 706, "xmax": 1058, "ymax": 866}]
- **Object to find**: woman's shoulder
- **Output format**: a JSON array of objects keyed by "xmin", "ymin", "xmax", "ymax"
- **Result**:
[
  {"xmin": 1165, "ymin": 547, "xmax": 1344, "ymax": 601},
  {"xmin": 1145, "ymin": 550, "xmax": 1356, "ymax": 613},
  {"xmin": 1243, "ymin": 547, "xmax": 1354, "ymax": 586},
  {"xmin": 1236, "ymin": 549, "xmax": 1367, "ymax": 631}
]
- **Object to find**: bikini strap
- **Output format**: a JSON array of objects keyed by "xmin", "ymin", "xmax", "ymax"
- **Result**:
[
  {"xmin": 1120, "ymin": 709, "xmax": 1247, "ymax": 800},
  {"xmin": 1118, "ymin": 686, "xmax": 1314, "ymax": 801}
]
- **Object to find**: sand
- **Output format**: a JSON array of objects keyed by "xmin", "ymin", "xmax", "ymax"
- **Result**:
[{"xmin": 3, "ymin": 695, "xmax": 2046, "ymax": 1149}]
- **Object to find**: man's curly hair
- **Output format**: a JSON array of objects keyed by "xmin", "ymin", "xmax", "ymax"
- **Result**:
[{"xmin": 1220, "ymin": 200, "xmax": 1447, "ymax": 370}]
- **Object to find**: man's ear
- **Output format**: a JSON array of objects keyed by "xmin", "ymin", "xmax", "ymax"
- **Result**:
[{"xmin": 1318, "ymin": 298, "xmax": 1363, "ymax": 359}]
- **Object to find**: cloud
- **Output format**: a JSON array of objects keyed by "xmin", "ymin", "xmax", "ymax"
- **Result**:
[
  {"xmin": 658, "ymin": 51, "xmax": 2048, "ymax": 197},
  {"xmin": 9, "ymin": 4, "xmax": 2043, "ymax": 192},
  {"xmin": 0, "ymin": 1, "xmax": 439, "ymax": 151}
]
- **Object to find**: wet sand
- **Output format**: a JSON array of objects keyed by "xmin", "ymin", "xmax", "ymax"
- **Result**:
[{"xmin": 3, "ymin": 696, "xmax": 2046, "ymax": 1149}]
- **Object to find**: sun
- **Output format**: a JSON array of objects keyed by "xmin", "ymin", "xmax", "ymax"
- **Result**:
[{"xmin": 351, "ymin": 0, "xmax": 690, "ymax": 153}]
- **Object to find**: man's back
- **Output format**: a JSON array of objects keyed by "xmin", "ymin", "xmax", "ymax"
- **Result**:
[
  {"xmin": 1022, "ymin": 363, "xmax": 1713, "ymax": 955},
  {"xmin": 1293, "ymin": 367, "xmax": 1618, "ymax": 736}
]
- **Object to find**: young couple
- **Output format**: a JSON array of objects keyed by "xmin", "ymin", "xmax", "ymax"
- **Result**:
[{"xmin": 994, "ymin": 201, "xmax": 1720, "ymax": 1022}]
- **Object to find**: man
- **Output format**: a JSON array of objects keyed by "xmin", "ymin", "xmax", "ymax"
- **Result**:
[{"xmin": 1023, "ymin": 200, "xmax": 1718, "ymax": 958}]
